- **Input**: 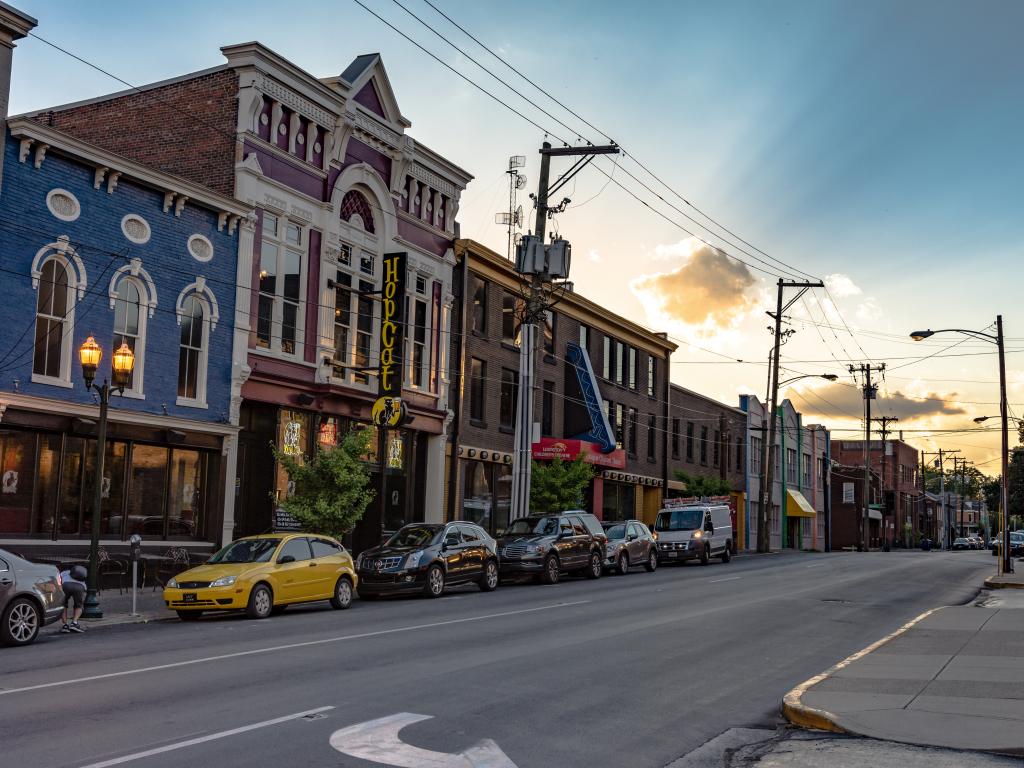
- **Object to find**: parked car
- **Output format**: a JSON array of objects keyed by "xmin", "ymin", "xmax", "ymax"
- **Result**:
[
  {"xmin": 654, "ymin": 503, "xmax": 733, "ymax": 565},
  {"xmin": 602, "ymin": 520, "xmax": 658, "ymax": 574},
  {"xmin": 992, "ymin": 532, "xmax": 1024, "ymax": 556},
  {"xmin": 163, "ymin": 534, "xmax": 357, "ymax": 620},
  {"xmin": 0, "ymin": 548, "xmax": 64, "ymax": 646},
  {"xmin": 497, "ymin": 512, "xmax": 607, "ymax": 584},
  {"xmin": 952, "ymin": 537, "xmax": 971, "ymax": 551},
  {"xmin": 357, "ymin": 522, "xmax": 499, "ymax": 599}
]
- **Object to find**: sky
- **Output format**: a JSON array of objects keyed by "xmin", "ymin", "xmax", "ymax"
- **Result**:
[{"xmin": 8, "ymin": 0, "xmax": 1024, "ymax": 471}]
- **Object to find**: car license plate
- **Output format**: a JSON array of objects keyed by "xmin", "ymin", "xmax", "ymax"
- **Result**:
[
  {"xmin": 668, "ymin": 552, "xmax": 678, "ymax": 558},
  {"xmin": 183, "ymin": 592, "xmax": 197, "ymax": 603}
]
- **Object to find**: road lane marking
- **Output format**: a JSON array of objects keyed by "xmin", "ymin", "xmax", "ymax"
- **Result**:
[
  {"xmin": 330, "ymin": 712, "xmax": 517, "ymax": 767},
  {"xmin": 805, "ymin": 563, "xmax": 824, "ymax": 568},
  {"xmin": 76, "ymin": 706, "xmax": 334, "ymax": 767},
  {"xmin": 0, "ymin": 601, "xmax": 590, "ymax": 697},
  {"xmin": 709, "ymin": 576, "xmax": 741, "ymax": 583}
]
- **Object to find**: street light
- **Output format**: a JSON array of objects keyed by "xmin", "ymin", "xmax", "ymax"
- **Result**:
[
  {"xmin": 910, "ymin": 316, "xmax": 1012, "ymax": 574},
  {"xmin": 78, "ymin": 337, "xmax": 135, "ymax": 618}
]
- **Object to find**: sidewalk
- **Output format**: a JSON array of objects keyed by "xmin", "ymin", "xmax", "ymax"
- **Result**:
[
  {"xmin": 984, "ymin": 570, "xmax": 1024, "ymax": 589},
  {"xmin": 784, "ymin": 603, "xmax": 1024, "ymax": 755},
  {"xmin": 46, "ymin": 586, "xmax": 176, "ymax": 632}
]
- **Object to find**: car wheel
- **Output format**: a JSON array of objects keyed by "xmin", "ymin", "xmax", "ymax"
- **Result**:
[
  {"xmin": 478, "ymin": 560, "xmax": 499, "ymax": 592},
  {"xmin": 721, "ymin": 544, "xmax": 731, "ymax": 563},
  {"xmin": 542, "ymin": 554, "xmax": 561, "ymax": 585},
  {"xmin": 618, "ymin": 552, "xmax": 630, "ymax": 575},
  {"xmin": 176, "ymin": 610, "xmax": 203, "ymax": 621},
  {"xmin": 246, "ymin": 584, "xmax": 273, "ymax": 619},
  {"xmin": 699, "ymin": 545, "xmax": 710, "ymax": 565},
  {"xmin": 586, "ymin": 551, "xmax": 603, "ymax": 579},
  {"xmin": 645, "ymin": 549, "xmax": 658, "ymax": 572},
  {"xmin": 424, "ymin": 564, "xmax": 445, "ymax": 598},
  {"xmin": 1, "ymin": 598, "xmax": 40, "ymax": 647},
  {"xmin": 330, "ymin": 576, "xmax": 354, "ymax": 609}
]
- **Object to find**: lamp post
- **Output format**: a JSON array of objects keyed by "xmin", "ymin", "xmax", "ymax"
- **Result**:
[
  {"xmin": 79, "ymin": 336, "xmax": 135, "ymax": 619},
  {"xmin": 755, "ymin": 370, "xmax": 837, "ymax": 553},
  {"xmin": 910, "ymin": 316, "xmax": 1012, "ymax": 573}
]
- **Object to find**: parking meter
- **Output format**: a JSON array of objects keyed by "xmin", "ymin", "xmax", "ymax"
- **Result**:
[{"xmin": 129, "ymin": 534, "xmax": 142, "ymax": 616}]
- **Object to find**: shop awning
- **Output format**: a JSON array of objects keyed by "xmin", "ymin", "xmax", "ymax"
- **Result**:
[
  {"xmin": 786, "ymin": 489, "xmax": 816, "ymax": 518},
  {"xmin": 868, "ymin": 509, "xmax": 883, "ymax": 521}
]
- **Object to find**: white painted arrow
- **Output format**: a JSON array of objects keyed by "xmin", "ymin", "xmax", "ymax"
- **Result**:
[{"xmin": 329, "ymin": 712, "xmax": 517, "ymax": 768}]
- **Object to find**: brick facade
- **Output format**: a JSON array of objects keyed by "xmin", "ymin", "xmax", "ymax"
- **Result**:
[
  {"xmin": 833, "ymin": 439, "xmax": 921, "ymax": 545},
  {"xmin": 666, "ymin": 384, "xmax": 745, "ymax": 493},
  {"xmin": 26, "ymin": 68, "xmax": 239, "ymax": 197}
]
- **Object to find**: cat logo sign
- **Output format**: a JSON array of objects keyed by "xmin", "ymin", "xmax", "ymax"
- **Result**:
[{"xmin": 372, "ymin": 396, "xmax": 405, "ymax": 428}]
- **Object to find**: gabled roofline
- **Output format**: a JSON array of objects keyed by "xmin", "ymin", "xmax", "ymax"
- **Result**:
[
  {"xmin": 9, "ymin": 64, "xmax": 231, "ymax": 121},
  {"xmin": 7, "ymin": 119, "xmax": 252, "ymax": 217},
  {"xmin": 413, "ymin": 139, "xmax": 473, "ymax": 188},
  {"xmin": 221, "ymin": 41, "xmax": 343, "ymax": 115},
  {"xmin": 0, "ymin": 1, "xmax": 36, "ymax": 40},
  {"xmin": 669, "ymin": 382, "xmax": 746, "ymax": 417}
]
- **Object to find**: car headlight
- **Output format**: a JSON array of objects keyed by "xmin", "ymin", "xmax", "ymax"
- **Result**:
[
  {"xmin": 405, "ymin": 550, "xmax": 424, "ymax": 568},
  {"xmin": 692, "ymin": 531, "xmax": 703, "ymax": 539},
  {"xmin": 525, "ymin": 543, "xmax": 548, "ymax": 555},
  {"xmin": 166, "ymin": 577, "xmax": 178, "ymax": 589},
  {"xmin": 209, "ymin": 575, "xmax": 237, "ymax": 588}
]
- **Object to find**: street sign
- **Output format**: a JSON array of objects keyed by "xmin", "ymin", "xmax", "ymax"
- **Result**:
[
  {"xmin": 273, "ymin": 507, "xmax": 302, "ymax": 532},
  {"xmin": 378, "ymin": 252, "xmax": 407, "ymax": 398}
]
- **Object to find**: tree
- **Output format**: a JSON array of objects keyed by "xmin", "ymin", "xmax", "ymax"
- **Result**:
[
  {"xmin": 1008, "ymin": 447, "xmax": 1024, "ymax": 525},
  {"xmin": 272, "ymin": 427, "xmax": 375, "ymax": 538},
  {"xmin": 530, "ymin": 457, "xmax": 594, "ymax": 515},
  {"xmin": 674, "ymin": 470, "xmax": 733, "ymax": 497}
]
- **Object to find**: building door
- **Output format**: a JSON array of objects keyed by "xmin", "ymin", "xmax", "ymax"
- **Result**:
[{"xmin": 787, "ymin": 517, "xmax": 802, "ymax": 550}]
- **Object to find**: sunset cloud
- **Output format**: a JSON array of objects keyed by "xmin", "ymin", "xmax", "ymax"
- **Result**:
[
  {"xmin": 631, "ymin": 241, "xmax": 756, "ymax": 332},
  {"xmin": 784, "ymin": 381, "xmax": 966, "ymax": 421},
  {"xmin": 824, "ymin": 273, "xmax": 862, "ymax": 298}
]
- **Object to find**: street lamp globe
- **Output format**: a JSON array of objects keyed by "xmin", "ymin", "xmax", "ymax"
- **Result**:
[
  {"xmin": 910, "ymin": 330, "xmax": 934, "ymax": 341},
  {"xmin": 111, "ymin": 342, "xmax": 135, "ymax": 390},
  {"xmin": 79, "ymin": 336, "xmax": 102, "ymax": 389}
]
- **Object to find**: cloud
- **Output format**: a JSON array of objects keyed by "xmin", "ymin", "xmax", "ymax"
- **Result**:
[
  {"xmin": 784, "ymin": 381, "xmax": 966, "ymax": 422},
  {"xmin": 649, "ymin": 237, "xmax": 706, "ymax": 261},
  {"xmin": 825, "ymin": 273, "xmax": 862, "ymax": 298},
  {"xmin": 855, "ymin": 298, "xmax": 883, "ymax": 323},
  {"xmin": 630, "ymin": 242, "xmax": 756, "ymax": 332},
  {"xmin": 587, "ymin": 248, "xmax": 602, "ymax": 263}
]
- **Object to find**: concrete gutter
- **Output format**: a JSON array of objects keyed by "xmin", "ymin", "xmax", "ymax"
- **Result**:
[{"xmin": 781, "ymin": 607, "xmax": 940, "ymax": 732}]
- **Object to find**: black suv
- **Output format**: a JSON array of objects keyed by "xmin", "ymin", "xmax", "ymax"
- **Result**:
[
  {"xmin": 357, "ymin": 522, "xmax": 500, "ymax": 598},
  {"xmin": 497, "ymin": 512, "xmax": 607, "ymax": 584}
]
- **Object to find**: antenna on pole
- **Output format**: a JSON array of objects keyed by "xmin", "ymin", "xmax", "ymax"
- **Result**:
[{"xmin": 495, "ymin": 155, "xmax": 527, "ymax": 260}]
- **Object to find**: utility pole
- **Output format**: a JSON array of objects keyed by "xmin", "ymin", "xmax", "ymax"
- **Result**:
[
  {"xmin": 924, "ymin": 449, "xmax": 959, "ymax": 549},
  {"xmin": 509, "ymin": 140, "xmax": 619, "ymax": 522},
  {"xmin": 850, "ymin": 363, "xmax": 883, "ymax": 550},
  {"xmin": 757, "ymin": 278, "xmax": 823, "ymax": 553},
  {"xmin": 873, "ymin": 415, "xmax": 898, "ymax": 550}
]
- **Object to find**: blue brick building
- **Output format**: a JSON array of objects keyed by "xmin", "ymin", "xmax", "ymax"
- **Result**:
[{"xmin": 0, "ymin": 118, "xmax": 253, "ymax": 557}]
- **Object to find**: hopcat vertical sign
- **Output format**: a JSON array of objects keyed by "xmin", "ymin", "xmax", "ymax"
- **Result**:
[{"xmin": 374, "ymin": 252, "xmax": 407, "ymax": 425}]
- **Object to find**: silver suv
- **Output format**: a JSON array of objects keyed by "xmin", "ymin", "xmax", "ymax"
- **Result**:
[{"xmin": 1, "ymin": 549, "xmax": 64, "ymax": 646}]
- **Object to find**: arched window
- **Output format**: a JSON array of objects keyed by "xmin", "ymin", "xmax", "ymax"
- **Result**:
[
  {"xmin": 112, "ymin": 278, "xmax": 146, "ymax": 394},
  {"xmin": 177, "ymin": 294, "xmax": 208, "ymax": 405},
  {"xmin": 33, "ymin": 258, "xmax": 72, "ymax": 383},
  {"xmin": 339, "ymin": 190, "xmax": 376, "ymax": 234}
]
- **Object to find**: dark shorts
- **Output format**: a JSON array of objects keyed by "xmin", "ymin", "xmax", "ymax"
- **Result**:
[{"xmin": 63, "ymin": 582, "xmax": 85, "ymax": 609}]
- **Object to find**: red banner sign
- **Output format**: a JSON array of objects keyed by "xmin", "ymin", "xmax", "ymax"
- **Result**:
[{"xmin": 531, "ymin": 438, "xmax": 627, "ymax": 469}]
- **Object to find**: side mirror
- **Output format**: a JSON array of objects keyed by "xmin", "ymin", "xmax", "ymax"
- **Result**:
[
  {"xmin": 278, "ymin": 555, "xmax": 296, "ymax": 564},
  {"xmin": 627, "ymin": 533, "xmax": 638, "ymax": 541}
]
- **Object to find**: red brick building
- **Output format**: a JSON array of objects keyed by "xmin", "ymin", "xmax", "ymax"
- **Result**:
[{"xmin": 833, "ymin": 439, "xmax": 921, "ymax": 546}]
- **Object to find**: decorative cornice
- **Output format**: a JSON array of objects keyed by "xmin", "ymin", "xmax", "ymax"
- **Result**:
[
  {"xmin": 255, "ymin": 72, "xmax": 334, "ymax": 127},
  {"xmin": 409, "ymin": 162, "xmax": 457, "ymax": 198},
  {"xmin": 353, "ymin": 111, "xmax": 401, "ymax": 150}
]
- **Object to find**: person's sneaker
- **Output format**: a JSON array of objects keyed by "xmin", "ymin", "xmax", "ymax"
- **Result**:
[
  {"xmin": 68, "ymin": 622, "xmax": 85, "ymax": 633},
  {"xmin": 59, "ymin": 623, "xmax": 71, "ymax": 633}
]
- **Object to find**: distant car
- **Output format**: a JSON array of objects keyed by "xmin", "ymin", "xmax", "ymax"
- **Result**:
[
  {"xmin": 0, "ymin": 548, "xmax": 64, "ymax": 646},
  {"xmin": 952, "ymin": 538, "xmax": 970, "ymax": 551},
  {"xmin": 163, "ymin": 534, "xmax": 357, "ymax": 620},
  {"xmin": 991, "ymin": 533, "xmax": 1024, "ymax": 557},
  {"xmin": 497, "ymin": 512, "xmax": 607, "ymax": 584},
  {"xmin": 357, "ymin": 522, "xmax": 499, "ymax": 599},
  {"xmin": 602, "ymin": 520, "xmax": 658, "ymax": 574}
]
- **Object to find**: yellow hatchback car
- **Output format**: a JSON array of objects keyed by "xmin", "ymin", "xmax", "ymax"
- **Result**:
[{"xmin": 163, "ymin": 534, "xmax": 357, "ymax": 620}]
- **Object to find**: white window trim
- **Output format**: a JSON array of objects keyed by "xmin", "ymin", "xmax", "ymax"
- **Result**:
[
  {"xmin": 174, "ymin": 289, "xmax": 214, "ymax": 408},
  {"xmin": 328, "ymin": 237, "xmax": 380, "ymax": 392},
  {"xmin": 406, "ymin": 281, "xmax": 432, "ymax": 391},
  {"xmin": 121, "ymin": 214, "xmax": 151, "ymax": 245},
  {"xmin": 109, "ymin": 274, "xmax": 150, "ymax": 398},
  {"xmin": 256, "ymin": 214, "xmax": 307, "ymax": 357},
  {"xmin": 46, "ymin": 188, "xmax": 81, "ymax": 222},
  {"xmin": 31, "ymin": 251, "xmax": 82, "ymax": 387}
]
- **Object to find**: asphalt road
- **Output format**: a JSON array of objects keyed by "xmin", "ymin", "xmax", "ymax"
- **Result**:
[{"xmin": 0, "ymin": 549, "xmax": 994, "ymax": 768}]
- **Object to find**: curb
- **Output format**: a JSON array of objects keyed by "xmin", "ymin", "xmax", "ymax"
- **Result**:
[
  {"xmin": 983, "ymin": 577, "xmax": 1024, "ymax": 590},
  {"xmin": 781, "ymin": 607, "xmax": 942, "ymax": 732}
]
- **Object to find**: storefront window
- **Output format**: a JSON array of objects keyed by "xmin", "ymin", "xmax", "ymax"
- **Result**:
[
  {"xmin": 83, "ymin": 440, "xmax": 126, "ymax": 536},
  {"xmin": 602, "ymin": 481, "xmax": 635, "ymax": 522},
  {"xmin": 275, "ymin": 410, "xmax": 311, "ymax": 501},
  {"xmin": 126, "ymin": 445, "xmax": 169, "ymax": 537},
  {"xmin": 460, "ymin": 460, "xmax": 513, "ymax": 536},
  {"xmin": 33, "ymin": 434, "xmax": 61, "ymax": 536},
  {"xmin": 58, "ymin": 437, "xmax": 86, "ymax": 535},
  {"xmin": 0, "ymin": 431, "xmax": 36, "ymax": 534},
  {"xmin": 168, "ymin": 449, "xmax": 205, "ymax": 539}
]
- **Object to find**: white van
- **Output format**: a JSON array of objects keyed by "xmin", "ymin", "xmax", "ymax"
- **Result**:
[{"xmin": 654, "ymin": 504, "xmax": 733, "ymax": 565}]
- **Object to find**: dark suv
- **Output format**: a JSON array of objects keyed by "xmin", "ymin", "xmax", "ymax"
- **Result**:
[{"xmin": 497, "ymin": 512, "xmax": 607, "ymax": 584}]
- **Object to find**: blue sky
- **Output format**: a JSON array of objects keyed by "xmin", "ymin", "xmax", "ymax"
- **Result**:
[{"xmin": 9, "ymin": 0, "xmax": 1024, "ymax": 465}]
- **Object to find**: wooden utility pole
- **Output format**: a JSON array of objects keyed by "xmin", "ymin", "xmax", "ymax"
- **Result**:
[
  {"xmin": 873, "ymin": 415, "xmax": 899, "ymax": 549},
  {"xmin": 757, "ymin": 279, "xmax": 823, "ymax": 553},
  {"xmin": 850, "ymin": 363, "xmax": 884, "ymax": 550}
]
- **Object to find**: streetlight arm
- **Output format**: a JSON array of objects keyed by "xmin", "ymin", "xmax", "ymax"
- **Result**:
[{"xmin": 911, "ymin": 328, "xmax": 998, "ymax": 343}]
